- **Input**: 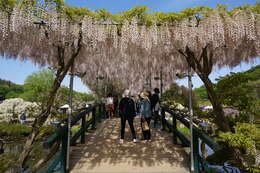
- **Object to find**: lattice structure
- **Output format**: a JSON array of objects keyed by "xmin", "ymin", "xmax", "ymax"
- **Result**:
[{"xmin": 0, "ymin": 4, "xmax": 260, "ymax": 94}]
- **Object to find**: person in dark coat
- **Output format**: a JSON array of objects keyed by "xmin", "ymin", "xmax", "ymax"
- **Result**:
[
  {"xmin": 150, "ymin": 88, "xmax": 160, "ymax": 128},
  {"xmin": 119, "ymin": 89, "xmax": 137, "ymax": 143}
]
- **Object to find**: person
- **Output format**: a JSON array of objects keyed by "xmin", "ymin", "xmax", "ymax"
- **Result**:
[
  {"xmin": 139, "ymin": 91, "xmax": 152, "ymax": 141},
  {"xmin": 20, "ymin": 112, "xmax": 26, "ymax": 124},
  {"xmin": 150, "ymin": 88, "xmax": 160, "ymax": 128},
  {"xmin": 118, "ymin": 89, "xmax": 137, "ymax": 143},
  {"xmin": 113, "ymin": 96, "xmax": 118, "ymax": 117},
  {"xmin": 106, "ymin": 93, "xmax": 114, "ymax": 119}
]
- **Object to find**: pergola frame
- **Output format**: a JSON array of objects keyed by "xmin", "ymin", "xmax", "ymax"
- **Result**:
[{"xmin": 1, "ymin": 1, "xmax": 260, "ymax": 170}]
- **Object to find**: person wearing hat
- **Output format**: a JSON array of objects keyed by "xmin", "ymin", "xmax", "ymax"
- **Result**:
[
  {"xmin": 150, "ymin": 88, "xmax": 160, "ymax": 128},
  {"xmin": 139, "ymin": 91, "xmax": 152, "ymax": 141},
  {"xmin": 118, "ymin": 89, "xmax": 137, "ymax": 143}
]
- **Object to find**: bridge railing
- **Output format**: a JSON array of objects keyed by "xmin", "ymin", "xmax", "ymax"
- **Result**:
[
  {"xmin": 38, "ymin": 103, "xmax": 105, "ymax": 173},
  {"xmin": 161, "ymin": 105, "xmax": 220, "ymax": 173}
]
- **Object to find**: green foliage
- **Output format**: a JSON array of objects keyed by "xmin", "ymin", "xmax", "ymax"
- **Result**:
[
  {"xmin": 0, "ymin": 78, "xmax": 15, "ymax": 86},
  {"xmin": 21, "ymin": 0, "xmax": 37, "ymax": 6},
  {"xmin": 0, "ymin": 85, "xmax": 10, "ymax": 98},
  {"xmin": 20, "ymin": 69, "xmax": 55, "ymax": 103},
  {"xmin": 1, "ymin": 0, "xmax": 260, "ymax": 26},
  {"xmin": 0, "ymin": 122, "xmax": 31, "ymax": 137},
  {"xmin": 247, "ymin": 166, "xmax": 260, "ymax": 173},
  {"xmin": 218, "ymin": 123, "xmax": 259, "ymax": 155},
  {"xmin": 177, "ymin": 124, "xmax": 190, "ymax": 138},
  {"xmin": 76, "ymin": 92, "xmax": 95, "ymax": 102},
  {"xmin": 5, "ymin": 85, "xmax": 24, "ymax": 99},
  {"xmin": 193, "ymin": 86, "xmax": 208, "ymax": 102},
  {"xmin": 0, "ymin": 153, "xmax": 19, "ymax": 173},
  {"xmin": 63, "ymin": 6, "xmax": 95, "ymax": 21},
  {"xmin": 215, "ymin": 65, "xmax": 260, "ymax": 122},
  {"xmin": 121, "ymin": 6, "xmax": 150, "ymax": 20},
  {"xmin": 36, "ymin": 125, "xmax": 56, "ymax": 139},
  {"xmin": 180, "ymin": 6, "xmax": 213, "ymax": 19},
  {"xmin": 0, "ymin": 0, "xmax": 17, "ymax": 13},
  {"xmin": 96, "ymin": 8, "xmax": 112, "ymax": 21},
  {"xmin": 162, "ymin": 82, "xmax": 197, "ymax": 108},
  {"xmin": 252, "ymin": 1, "xmax": 260, "ymax": 14},
  {"xmin": 0, "ymin": 79, "xmax": 23, "ymax": 99}
]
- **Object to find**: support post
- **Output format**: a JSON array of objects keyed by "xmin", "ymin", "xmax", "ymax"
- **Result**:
[
  {"xmin": 172, "ymin": 114, "xmax": 177, "ymax": 145},
  {"xmin": 193, "ymin": 132, "xmax": 200, "ymax": 173},
  {"xmin": 188, "ymin": 65, "xmax": 194, "ymax": 172},
  {"xmin": 161, "ymin": 107, "xmax": 166, "ymax": 131},
  {"xmin": 61, "ymin": 130, "xmax": 68, "ymax": 173},
  {"xmin": 91, "ymin": 106, "xmax": 96, "ymax": 129},
  {"xmin": 66, "ymin": 64, "xmax": 74, "ymax": 171},
  {"xmin": 81, "ymin": 113, "xmax": 86, "ymax": 144}
]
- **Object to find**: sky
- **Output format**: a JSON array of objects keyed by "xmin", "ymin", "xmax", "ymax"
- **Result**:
[{"xmin": 0, "ymin": 0, "xmax": 260, "ymax": 93}]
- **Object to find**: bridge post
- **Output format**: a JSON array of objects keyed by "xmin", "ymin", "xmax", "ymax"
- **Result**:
[
  {"xmin": 172, "ymin": 113, "xmax": 177, "ymax": 145},
  {"xmin": 192, "ymin": 131, "xmax": 200, "ymax": 173},
  {"xmin": 161, "ymin": 107, "xmax": 166, "ymax": 131},
  {"xmin": 61, "ymin": 130, "xmax": 68, "ymax": 173},
  {"xmin": 81, "ymin": 112, "xmax": 86, "ymax": 144},
  {"xmin": 91, "ymin": 106, "xmax": 96, "ymax": 129}
]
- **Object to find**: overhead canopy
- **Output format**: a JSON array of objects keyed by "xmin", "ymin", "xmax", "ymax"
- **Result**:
[{"xmin": 0, "ymin": 2, "xmax": 260, "ymax": 94}]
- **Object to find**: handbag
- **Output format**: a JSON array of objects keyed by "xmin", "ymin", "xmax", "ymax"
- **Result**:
[{"xmin": 142, "ymin": 121, "xmax": 150, "ymax": 131}]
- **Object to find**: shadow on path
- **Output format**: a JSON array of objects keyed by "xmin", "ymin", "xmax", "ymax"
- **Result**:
[{"xmin": 70, "ymin": 117, "xmax": 190, "ymax": 173}]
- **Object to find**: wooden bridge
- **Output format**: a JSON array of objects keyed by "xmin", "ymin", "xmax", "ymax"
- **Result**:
[
  {"xmin": 70, "ymin": 117, "xmax": 189, "ymax": 173},
  {"xmin": 40, "ymin": 104, "xmax": 220, "ymax": 173}
]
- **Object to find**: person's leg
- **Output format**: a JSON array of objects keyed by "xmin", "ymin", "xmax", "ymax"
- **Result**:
[
  {"xmin": 153, "ymin": 111, "xmax": 156, "ymax": 128},
  {"xmin": 153, "ymin": 111, "xmax": 159, "ymax": 128},
  {"xmin": 141, "ymin": 118, "xmax": 147, "ymax": 140},
  {"xmin": 146, "ymin": 117, "xmax": 151, "ymax": 140},
  {"xmin": 120, "ymin": 116, "xmax": 126, "ymax": 140},
  {"xmin": 127, "ymin": 117, "xmax": 136, "ymax": 140},
  {"xmin": 111, "ymin": 105, "xmax": 114, "ymax": 118}
]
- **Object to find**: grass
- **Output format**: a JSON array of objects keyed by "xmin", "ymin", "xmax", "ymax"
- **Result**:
[
  {"xmin": 167, "ymin": 119, "xmax": 190, "ymax": 139},
  {"xmin": 177, "ymin": 124, "xmax": 190, "ymax": 138},
  {"xmin": 197, "ymin": 100, "xmax": 212, "ymax": 106},
  {"xmin": 0, "ymin": 122, "xmax": 31, "ymax": 138}
]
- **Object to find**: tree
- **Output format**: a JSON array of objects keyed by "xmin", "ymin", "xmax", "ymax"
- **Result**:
[
  {"xmin": 179, "ymin": 45, "xmax": 231, "ymax": 132},
  {"xmin": 216, "ymin": 66, "xmax": 260, "ymax": 123},
  {"xmin": 193, "ymin": 86, "xmax": 209, "ymax": 102},
  {"xmin": 21, "ymin": 69, "xmax": 55, "ymax": 104},
  {"xmin": 162, "ymin": 82, "xmax": 197, "ymax": 108}
]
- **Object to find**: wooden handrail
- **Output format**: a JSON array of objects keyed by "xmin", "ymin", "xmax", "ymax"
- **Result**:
[
  {"xmin": 161, "ymin": 105, "xmax": 220, "ymax": 173},
  {"xmin": 38, "ymin": 103, "xmax": 105, "ymax": 173}
]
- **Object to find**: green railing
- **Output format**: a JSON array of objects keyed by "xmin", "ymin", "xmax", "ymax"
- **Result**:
[
  {"xmin": 39, "ymin": 103, "xmax": 105, "ymax": 173},
  {"xmin": 161, "ymin": 106, "xmax": 220, "ymax": 173}
]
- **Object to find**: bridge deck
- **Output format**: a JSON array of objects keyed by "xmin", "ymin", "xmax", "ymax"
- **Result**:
[{"xmin": 70, "ymin": 117, "xmax": 190, "ymax": 173}]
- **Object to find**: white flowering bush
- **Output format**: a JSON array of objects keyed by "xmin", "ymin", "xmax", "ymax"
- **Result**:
[{"xmin": 0, "ymin": 98, "xmax": 39, "ymax": 121}]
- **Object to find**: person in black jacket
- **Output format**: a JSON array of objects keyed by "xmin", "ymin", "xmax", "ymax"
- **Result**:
[
  {"xmin": 119, "ymin": 89, "xmax": 137, "ymax": 143},
  {"xmin": 150, "ymin": 88, "xmax": 160, "ymax": 128}
]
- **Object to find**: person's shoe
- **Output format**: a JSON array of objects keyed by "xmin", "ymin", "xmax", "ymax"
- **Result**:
[
  {"xmin": 120, "ymin": 139, "xmax": 124, "ymax": 144},
  {"xmin": 133, "ymin": 139, "xmax": 137, "ymax": 143}
]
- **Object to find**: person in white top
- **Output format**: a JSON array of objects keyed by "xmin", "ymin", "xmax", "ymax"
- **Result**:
[{"xmin": 106, "ymin": 93, "xmax": 114, "ymax": 119}]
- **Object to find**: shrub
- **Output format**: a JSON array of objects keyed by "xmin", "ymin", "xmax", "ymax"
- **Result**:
[{"xmin": 0, "ymin": 122, "xmax": 31, "ymax": 137}]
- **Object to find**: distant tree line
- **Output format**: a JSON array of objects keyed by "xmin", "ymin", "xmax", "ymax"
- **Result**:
[{"xmin": 0, "ymin": 69, "xmax": 95, "ymax": 104}]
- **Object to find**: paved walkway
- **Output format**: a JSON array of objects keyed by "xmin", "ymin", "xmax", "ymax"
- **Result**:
[{"xmin": 70, "ymin": 117, "xmax": 190, "ymax": 173}]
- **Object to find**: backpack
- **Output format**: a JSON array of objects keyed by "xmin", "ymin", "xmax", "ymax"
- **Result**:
[{"xmin": 120, "ymin": 97, "xmax": 136, "ymax": 117}]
